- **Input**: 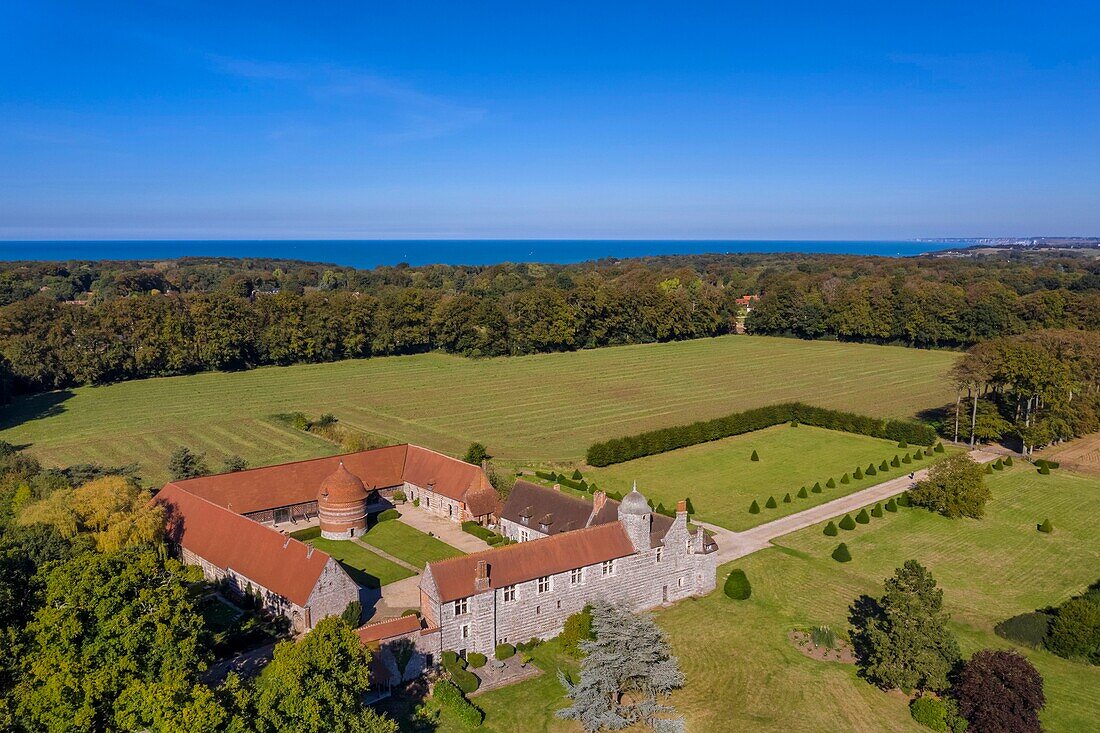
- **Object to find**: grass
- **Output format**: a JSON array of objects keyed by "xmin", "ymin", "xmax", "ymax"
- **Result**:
[
  {"xmin": 437, "ymin": 467, "xmax": 1100, "ymax": 733},
  {"xmin": 303, "ymin": 536, "xmax": 415, "ymax": 589},
  {"xmin": 0, "ymin": 335, "xmax": 958, "ymax": 485},
  {"xmin": 360, "ymin": 517, "xmax": 464, "ymax": 568},
  {"xmin": 583, "ymin": 424, "xmax": 957, "ymax": 530}
]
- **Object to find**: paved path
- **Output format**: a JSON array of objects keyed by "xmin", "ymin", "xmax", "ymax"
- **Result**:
[{"xmin": 701, "ymin": 448, "xmax": 1002, "ymax": 564}]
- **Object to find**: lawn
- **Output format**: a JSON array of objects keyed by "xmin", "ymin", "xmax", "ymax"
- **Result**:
[
  {"xmin": 0, "ymin": 335, "xmax": 958, "ymax": 485},
  {"xmin": 582, "ymin": 424, "xmax": 957, "ymax": 530},
  {"xmin": 437, "ymin": 467, "xmax": 1100, "ymax": 733},
  {"xmin": 303, "ymin": 535, "xmax": 415, "ymax": 589},
  {"xmin": 360, "ymin": 518, "xmax": 464, "ymax": 568}
]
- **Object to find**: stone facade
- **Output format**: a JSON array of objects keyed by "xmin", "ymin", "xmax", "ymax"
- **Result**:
[{"xmin": 403, "ymin": 481, "xmax": 468, "ymax": 522}]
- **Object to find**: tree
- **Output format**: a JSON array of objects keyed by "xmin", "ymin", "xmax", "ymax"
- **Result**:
[
  {"xmin": 954, "ymin": 650, "xmax": 1044, "ymax": 733},
  {"xmin": 558, "ymin": 602, "xmax": 684, "ymax": 731},
  {"xmin": 341, "ymin": 600, "xmax": 362, "ymax": 626},
  {"xmin": 823, "ymin": 521, "xmax": 838, "ymax": 536},
  {"xmin": 463, "ymin": 442, "xmax": 490, "ymax": 465},
  {"xmin": 1044, "ymin": 595, "xmax": 1100, "ymax": 663},
  {"xmin": 252, "ymin": 617, "xmax": 398, "ymax": 733},
  {"xmin": 168, "ymin": 446, "xmax": 209, "ymax": 480},
  {"xmin": 909, "ymin": 453, "xmax": 990, "ymax": 518},
  {"xmin": 561, "ymin": 606, "xmax": 596, "ymax": 657},
  {"xmin": 849, "ymin": 560, "xmax": 960, "ymax": 692},
  {"xmin": 223, "ymin": 455, "xmax": 248, "ymax": 472},
  {"xmin": 723, "ymin": 569, "xmax": 751, "ymax": 600}
]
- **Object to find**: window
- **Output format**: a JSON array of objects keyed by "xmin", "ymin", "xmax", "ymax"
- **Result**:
[
  {"xmin": 461, "ymin": 625, "xmax": 469, "ymax": 639},
  {"xmin": 535, "ymin": 605, "xmax": 540, "ymax": 615},
  {"xmin": 570, "ymin": 568, "xmax": 583, "ymax": 586},
  {"xmin": 537, "ymin": 575, "xmax": 552, "ymax": 594},
  {"xmin": 502, "ymin": 585, "xmax": 516, "ymax": 602},
  {"xmin": 520, "ymin": 529, "xmax": 530, "ymax": 542},
  {"xmin": 655, "ymin": 547, "xmax": 663, "ymax": 563},
  {"xmin": 497, "ymin": 637, "xmax": 508, "ymax": 645},
  {"xmin": 453, "ymin": 598, "xmax": 468, "ymax": 616},
  {"xmin": 677, "ymin": 577, "xmax": 685, "ymax": 588},
  {"xmin": 601, "ymin": 559, "xmax": 615, "ymax": 576},
  {"xmin": 556, "ymin": 600, "xmax": 561, "ymax": 609}
]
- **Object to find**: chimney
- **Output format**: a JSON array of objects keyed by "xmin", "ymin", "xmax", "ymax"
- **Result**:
[
  {"xmin": 676, "ymin": 499, "xmax": 687, "ymax": 515},
  {"xmin": 553, "ymin": 483, "xmax": 561, "ymax": 492},
  {"xmin": 474, "ymin": 559, "xmax": 490, "ymax": 593},
  {"xmin": 481, "ymin": 459, "xmax": 489, "ymax": 472},
  {"xmin": 588, "ymin": 491, "xmax": 607, "ymax": 525}
]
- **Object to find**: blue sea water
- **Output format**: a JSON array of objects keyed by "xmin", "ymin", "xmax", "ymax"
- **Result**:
[{"xmin": 0, "ymin": 240, "xmax": 962, "ymax": 269}]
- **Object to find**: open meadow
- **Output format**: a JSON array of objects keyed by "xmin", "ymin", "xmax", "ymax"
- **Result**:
[
  {"xmin": 453, "ymin": 466, "xmax": 1100, "ymax": 733},
  {"xmin": 582, "ymin": 424, "xmax": 957, "ymax": 530},
  {"xmin": 0, "ymin": 335, "xmax": 958, "ymax": 485}
]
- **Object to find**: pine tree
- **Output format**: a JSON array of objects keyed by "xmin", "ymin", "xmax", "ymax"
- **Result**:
[
  {"xmin": 748, "ymin": 500, "xmax": 761, "ymax": 514},
  {"xmin": 1004, "ymin": 456, "xmax": 1013, "ymax": 466},
  {"xmin": 558, "ymin": 602, "xmax": 685, "ymax": 731},
  {"xmin": 168, "ymin": 447, "xmax": 209, "ymax": 480}
]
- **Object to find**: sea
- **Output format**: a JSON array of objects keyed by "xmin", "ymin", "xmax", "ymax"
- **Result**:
[{"xmin": 0, "ymin": 240, "xmax": 964, "ymax": 269}]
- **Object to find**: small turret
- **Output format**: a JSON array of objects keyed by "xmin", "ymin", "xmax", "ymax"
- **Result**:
[{"xmin": 618, "ymin": 481, "xmax": 652, "ymax": 552}]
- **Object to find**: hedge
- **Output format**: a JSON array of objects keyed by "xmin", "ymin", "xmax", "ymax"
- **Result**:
[
  {"xmin": 375, "ymin": 508, "xmax": 400, "ymax": 522},
  {"xmin": 832, "ymin": 543, "xmax": 852, "ymax": 562},
  {"xmin": 839, "ymin": 514, "xmax": 856, "ymax": 530},
  {"xmin": 467, "ymin": 652, "xmax": 487, "ymax": 669},
  {"xmin": 433, "ymin": 679, "xmax": 484, "ymax": 728},
  {"xmin": 823, "ymin": 521, "xmax": 838, "ymax": 536},
  {"xmin": 724, "ymin": 569, "xmax": 752, "ymax": 600},
  {"xmin": 994, "ymin": 611, "xmax": 1051, "ymax": 648},
  {"xmin": 495, "ymin": 643, "xmax": 516, "ymax": 660},
  {"xmin": 461, "ymin": 521, "xmax": 497, "ymax": 542},
  {"xmin": 585, "ymin": 402, "xmax": 936, "ymax": 466}
]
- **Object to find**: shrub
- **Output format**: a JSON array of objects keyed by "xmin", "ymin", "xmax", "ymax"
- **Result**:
[
  {"xmin": 891, "ymin": 455, "xmax": 901, "ymax": 467},
  {"xmin": 376, "ymin": 508, "xmax": 400, "ymax": 522},
  {"xmin": 748, "ymin": 500, "xmax": 761, "ymax": 514},
  {"xmin": 897, "ymin": 492, "xmax": 911, "ymax": 507},
  {"xmin": 467, "ymin": 652, "xmax": 487, "ymax": 668},
  {"xmin": 448, "ymin": 662, "xmax": 480, "ymax": 694},
  {"xmin": 924, "ymin": 447, "xmax": 933, "ymax": 457},
  {"xmin": 571, "ymin": 468, "xmax": 583, "ymax": 480},
  {"xmin": 840, "ymin": 473, "xmax": 850, "ymax": 484},
  {"xmin": 392, "ymin": 489, "xmax": 407, "ymax": 502},
  {"xmin": 871, "ymin": 502, "xmax": 883, "ymax": 518},
  {"xmin": 898, "ymin": 440, "xmax": 909, "ymax": 449},
  {"xmin": 825, "ymin": 477, "xmax": 836, "ymax": 489},
  {"xmin": 810, "ymin": 625, "xmax": 837, "ymax": 649},
  {"xmin": 832, "ymin": 543, "xmax": 852, "ymax": 562},
  {"xmin": 401, "ymin": 608, "xmax": 421, "ymax": 617},
  {"xmin": 463, "ymin": 442, "xmax": 490, "ymax": 465},
  {"xmin": 341, "ymin": 600, "xmax": 362, "ymax": 626},
  {"xmin": 823, "ymin": 521, "xmax": 838, "ymax": 536},
  {"xmin": 790, "ymin": 420, "xmax": 799, "ymax": 427},
  {"xmin": 853, "ymin": 466, "xmax": 863, "ymax": 479},
  {"xmin": 993, "ymin": 458, "xmax": 1004, "ymax": 470},
  {"xmin": 724, "ymin": 569, "xmax": 752, "ymax": 600},
  {"xmin": 994, "ymin": 611, "xmax": 1051, "ymax": 649},
  {"xmin": 561, "ymin": 606, "xmax": 595, "ymax": 657},
  {"xmin": 813, "ymin": 481, "xmax": 823, "ymax": 492},
  {"xmin": 765, "ymin": 496, "xmax": 777, "ymax": 509},
  {"xmin": 495, "ymin": 643, "xmax": 516, "ymax": 660},
  {"xmin": 1038, "ymin": 464, "xmax": 1050, "ymax": 475},
  {"xmin": 902, "ymin": 453, "xmax": 912, "ymax": 464},
  {"xmin": 797, "ymin": 486, "xmax": 809, "ymax": 499},
  {"xmin": 433, "ymin": 679, "xmax": 484, "ymax": 728},
  {"xmin": 461, "ymin": 521, "xmax": 497, "ymax": 542},
  {"xmin": 1038, "ymin": 518, "xmax": 1053, "ymax": 533},
  {"xmin": 913, "ymin": 450, "xmax": 924, "ymax": 461},
  {"xmin": 885, "ymin": 498, "xmax": 898, "ymax": 512},
  {"xmin": 750, "ymin": 449, "xmax": 760, "ymax": 462},
  {"xmin": 909, "ymin": 696, "xmax": 948, "ymax": 732},
  {"xmin": 1004, "ymin": 455, "xmax": 1013, "ymax": 465},
  {"xmin": 487, "ymin": 535, "xmax": 505, "ymax": 545},
  {"xmin": 1045, "ymin": 596, "xmax": 1100, "ymax": 663},
  {"xmin": 879, "ymin": 460, "xmax": 889, "ymax": 472},
  {"xmin": 442, "ymin": 650, "xmax": 459, "ymax": 668},
  {"xmin": 413, "ymin": 498, "xmax": 421, "ymax": 507},
  {"xmin": 866, "ymin": 464, "xmax": 877, "ymax": 476},
  {"xmin": 839, "ymin": 514, "xmax": 856, "ymax": 530},
  {"xmin": 783, "ymin": 493, "xmax": 792, "ymax": 503},
  {"xmin": 934, "ymin": 442, "xmax": 945, "ymax": 453},
  {"xmin": 855, "ymin": 508, "xmax": 870, "ymax": 524}
]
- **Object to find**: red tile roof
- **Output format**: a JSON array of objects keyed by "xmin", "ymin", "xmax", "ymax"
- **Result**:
[
  {"xmin": 355, "ymin": 614, "xmax": 423, "ymax": 644},
  {"xmin": 154, "ymin": 483, "xmax": 330, "ymax": 606},
  {"xmin": 426, "ymin": 522, "xmax": 637, "ymax": 603},
  {"xmin": 402, "ymin": 445, "xmax": 491, "ymax": 503}
]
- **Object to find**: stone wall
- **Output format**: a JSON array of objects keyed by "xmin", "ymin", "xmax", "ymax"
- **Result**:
[
  {"xmin": 402, "ymin": 481, "xmax": 467, "ymax": 522},
  {"xmin": 498, "ymin": 517, "xmax": 549, "ymax": 543},
  {"xmin": 306, "ymin": 557, "xmax": 361, "ymax": 625},
  {"xmin": 180, "ymin": 546, "xmax": 307, "ymax": 631}
]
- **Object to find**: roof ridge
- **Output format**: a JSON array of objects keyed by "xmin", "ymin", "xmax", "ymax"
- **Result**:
[
  {"xmin": 167, "ymin": 443, "xmax": 408, "ymax": 485},
  {"xmin": 426, "ymin": 521, "xmax": 627, "ymax": 571}
]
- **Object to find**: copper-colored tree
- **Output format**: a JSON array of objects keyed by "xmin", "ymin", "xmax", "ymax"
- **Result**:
[{"xmin": 954, "ymin": 649, "xmax": 1044, "ymax": 733}]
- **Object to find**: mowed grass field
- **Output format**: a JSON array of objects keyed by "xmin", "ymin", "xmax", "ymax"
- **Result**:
[
  {"xmin": 301, "ymin": 535, "xmax": 415, "ymax": 589},
  {"xmin": 457, "ymin": 467, "xmax": 1100, "ymax": 733},
  {"xmin": 0, "ymin": 335, "xmax": 958, "ymax": 485},
  {"xmin": 583, "ymin": 424, "xmax": 958, "ymax": 530},
  {"xmin": 359, "ymin": 518, "xmax": 464, "ymax": 569}
]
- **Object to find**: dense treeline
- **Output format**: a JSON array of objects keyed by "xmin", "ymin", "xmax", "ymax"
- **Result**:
[
  {"xmin": 1, "ymin": 250, "xmax": 1098, "ymax": 395},
  {"xmin": 586, "ymin": 402, "xmax": 937, "ymax": 467}
]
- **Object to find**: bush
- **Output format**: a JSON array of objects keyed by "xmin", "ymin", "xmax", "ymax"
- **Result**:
[
  {"xmin": 765, "ymin": 496, "xmax": 778, "ymax": 509},
  {"xmin": 461, "ymin": 521, "xmax": 497, "ymax": 542},
  {"xmin": 825, "ymin": 478, "xmax": 836, "ymax": 489},
  {"xmin": 855, "ymin": 508, "xmax": 870, "ymax": 524},
  {"xmin": 823, "ymin": 521, "xmax": 838, "ymax": 536},
  {"xmin": 924, "ymin": 447, "xmax": 933, "ymax": 457},
  {"xmin": 934, "ymin": 442, "xmax": 945, "ymax": 453},
  {"xmin": 797, "ymin": 486, "xmax": 809, "ymax": 499},
  {"xmin": 812, "ymin": 481, "xmax": 823, "ymax": 492},
  {"xmin": 913, "ymin": 450, "xmax": 924, "ymax": 461},
  {"xmin": 447, "ymin": 662, "xmax": 480, "ymax": 694},
  {"xmin": 871, "ymin": 502, "xmax": 883, "ymax": 518},
  {"xmin": 495, "ymin": 643, "xmax": 516, "ymax": 660},
  {"xmin": 1045, "ymin": 596, "xmax": 1100, "ymax": 663},
  {"xmin": 840, "ymin": 473, "xmax": 850, "ymax": 484},
  {"xmin": 993, "ymin": 458, "xmax": 1004, "ymax": 470},
  {"xmin": 1038, "ymin": 464, "xmax": 1050, "ymax": 475},
  {"xmin": 891, "ymin": 455, "xmax": 901, "ymax": 467},
  {"xmin": 571, "ymin": 468, "xmax": 583, "ymax": 480},
  {"xmin": 1038, "ymin": 518, "xmax": 1053, "ymax": 533},
  {"xmin": 909, "ymin": 696, "xmax": 948, "ymax": 732},
  {"xmin": 783, "ymin": 493, "xmax": 792, "ymax": 503},
  {"xmin": 724, "ymin": 569, "xmax": 752, "ymax": 600},
  {"xmin": 885, "ymin": 498, "xmax": 898, "ymax": 512},
  {"xmin": 810, "ymin": 625, "xmax": 837, "ymax": 649},
  {"xmin": 790, "ymin": 420, "xmax": 799, "ymax": 427},
  {"xmin": 902, "ymin": 453, "xmax": 912, "ymax": 464},
  {"xmin": 897, "ymin": 492, "xmax": 911, "ymax": 507},
  {"xmin": 832, "ymin": 543, "xmax": 852, "ymax": 562},
  {"xmin": 994, "ymin": 611, "xmax": 1052, "ymax": 649},
  {"xmin": 467, "ymin": 652, "xmax": 487, "ymax": 668},
  {"xmin": 898, "ymin": 440, "xmax": 909, "ymax": 449},
  {"xmin": 561, "ymin": 606, "xmax": 595, "ymax": 657},
  {"xmin": 748, "ymin": 500, "xmax": 761, "ymax": 514},
  {"xmin": 985, "ymin": 464, "xmax": 994, "ymax": 474},
  {"xmin": 392, "ymin": 489, "xmax": 407, "ymax": 502},
  {"xmin": 401, "ymin": 608, "xmax": 421, "ymax": 617},
  {"xmin": 866, "ymin": 464, "xmax": 877, "ymax": 476},
  {"xmin": 750, "ymin": 449, "xmax": 760, "ymax": 462},
  {"xmin": 1004, "ymin": 455, "xmax": 1013, "ymax": 465},
  {"xmin": 376, "ymin": 508, "xmax": 400, "ymax": 522},
  {"xmin": 853, "ymin": 466, "xmax": 863, "ymax": 479},
  {"xmin": 433, "ymin": 679, "xmax": 484, "ymax": 728},
  {"xmin": 839, "ymin": 514, "xmax": 856, "ymax": 530},
  {"xmin": 341, "ymin": 600, "xmax": 362, "ymax": 626},
  {"xmin": 442, "ymin": 650, "xmax": 459, "ymax": 668},
  {"xmin": 413, "ymin": 498, "xmax": 420, "ymax": 507}
]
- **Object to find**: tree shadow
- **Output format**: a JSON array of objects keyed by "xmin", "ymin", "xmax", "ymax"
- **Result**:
[
  {"xmin": 847, "ymin": 593, "xmax": 883, "ymax": 683},
  {"xmin": 0, "ymin": 388, "xmax": 74, "ymax": 433}
]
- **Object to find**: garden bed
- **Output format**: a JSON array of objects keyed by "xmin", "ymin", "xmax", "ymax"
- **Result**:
[{"xmin": 788, "ymin": 629, "xmax": 855, "ymax": 664}]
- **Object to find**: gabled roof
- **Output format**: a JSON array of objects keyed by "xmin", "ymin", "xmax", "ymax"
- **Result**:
[
  {"xmin": 425, "ymin": 522, "xmax": 637, "ymax": 603},
  {"xmin": 154, "ymin": 483, "xmax": 330, "ymax": 606},
  {"xmin": 356, "ymin": 614, "xmax": 423, "ymax": 644},
  {"xmin": 402, "ymin": 445, "xmax": 492, "ymax": 503}
]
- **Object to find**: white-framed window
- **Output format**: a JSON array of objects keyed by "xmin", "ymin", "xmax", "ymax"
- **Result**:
[
  {"xmin": 537, "ymin": 575, "xmax": 552, "ymax": 594},
  {"xmin": 502, "ymin": 585, "xmax": 516, "ymax": 602},
  {"xmin": 655, "ymin": 546, "xmax": 663, "ymax": 563},
  {"xmin": 601, "ymin": 559, "xmax": 615, "ymax": 576},
  {"xmin": 461, "ymin": 624, "xmax": 469, "ymax": 639},
  {"xmin": 677, "ymin": 577, "xmax": 685, "ymax": 588},
  {"xmin": 520, "ymin": 529, "xmax": 530, "ymax": 542},
  {"xmin": 570, "ymin": 567, "xmax": 583, "ymax": 586},
  {"xmin": 454, "ymin": 597, "xmax": 468, "ymax": 616}
]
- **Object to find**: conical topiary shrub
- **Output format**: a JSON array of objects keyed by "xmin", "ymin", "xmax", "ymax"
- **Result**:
[
  {"xmin": 985, "ymin": 464, "xmax": 994, "ymax": 474},
  {"xmin": 790, "ymin": 420, "xmax": 799, "ymax": 427},
  {"xmin": 839, "ymin": 513, "xmax": 856, "ymax": 530},
  {"xmin": 572, "ymin": 469, "xmax": 583, "ymax": 480},
  {"xmin": 853, "ymin": 466, "xmax": 863, "ymax": 479},
  {"xmin": 934, "ymin": 442, "xmax": 945, "ymax": 453},
  {"xmin": 1038, "ymin": 464, "xmax": 1050, "ymax": 475},
  {"xmin": 993, "ymin": 458, "xmax": 1004, "ymax": 470},
  {"xmin": 797, "ymin": 486, "xmax": 809, "ymax": 499},
  {"xmin": 765, "ymin": 496, "xmax": 778, "ymax": 508},
  {"xmin": 924, "ymin": 447, "xmax": 933, "ymax": 457},
  {"xmin": 885, "ymin": 498, "xmax": 898, "ymax": 512},
  {"xmin": 783, "ymin": 493, "xmax": 792, "ymax": 503},
  {"xmin": 871, "ymin": 502, "xmax": 883, "ymax": 518},
  {"xmin": 902, "ymin": 453, "xmax": 912, "ymax": 464},
  {"xmin": 879, "ymin": 460, "xmax": 889, "ymax": 471},
  {"xmin": 855, "ymin": 508, "xmax": 870, "ymax": 524},
  {"xmin": 724, "ymin": 569, "xmax": 752, "ymax": 600},
  {"xmin": 750, "ymin": 449, "xmax": 759, "ymax": 462},
  {"xmin": 1005, "ymin": 456, "xmax": 1014, "ymax": 466},
  {"xmin": 749, "ymin": 499, "xmax": 761, "ymax": 514},
  {"xmin": 912, "ymin": 450, "xmax": 923, "ymax": 461},
  {"xmin": 898, "ymin": 440, "xmax": 908, "ymax": 449},
  {"xmin": 824, "ymin": 521, "xmax": 838, "ymax": 536},
  {"xmin": 832, "ymin": 543, "xmax": 852, "ymax": 562},
  {"xmin": 897, "ymin": 492, "xmax": 911, "ymax": 507},
  {"xmin": 813, "ymin": 481, "xmax": 823, "ymax": 492},
  {"xmin": 1038, "ymin": 518, "xmax": 1053, "ymax": 533},
  {"xmin": 826, "ymin": 477, "xmax": 836, "ymax": 489},
  {"xmin": 866, "ymin": 464, "xmax": 877, "ymax": 476},
  {"xmin": 840, "ymin": 473, "xmax": 850, "ymax": 484},
  {"xmin": 891, "ymin": 455, "xmax": 901, "ymax": 467}
]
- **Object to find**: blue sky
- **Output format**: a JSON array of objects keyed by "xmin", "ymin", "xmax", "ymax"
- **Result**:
[{"xmin": 1, "ymin": 1, "xmax": 1098, "ymax": 240}]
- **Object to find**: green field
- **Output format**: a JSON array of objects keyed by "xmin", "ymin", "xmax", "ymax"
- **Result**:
[
  {"xmin": 448, "ymin": 467, "xmax": 1100, "ymax": 732},
  {"xmin": 303, "ymin": 536, "xmax": 415, "ymax": 589},
  {"xmin": 0, "ymin": 335, "xmax": 957, "ymax": 485},
  {"xmin": 583, "ymin": 424, "xmax": 956, "ymax": 530},
  {"xmin": 360, "ymin": 518, "xmax": 464, "ymax": 568}
]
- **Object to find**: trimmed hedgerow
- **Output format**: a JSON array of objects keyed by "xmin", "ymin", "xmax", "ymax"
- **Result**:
[
  {"xmin": 433, "ymin": 679, "xmax": 484, "ymax": 728},
  {"xmin": 826, "ymin": 478, "xmax": 836, "ymax": 489},
  {"xmin": 748, "ymin": 500, "xmax": 761, "ymax": 514},
  {"xmin": 824, "ymin": 521, "xmax": 838, "ymax": 536},
  {"xmin": 797, "ymin": 486, "xmax": 809, "ymax": 499},
  {"xmin": 461, "ymin": 521, "xmax": 497, "ymax": 542},
  {"xmin": 871, "ymin": 502, "xmax": 883, "ymax": 518},
  {"xmin": 724, "ymin": 569, "xmax": 752, "ymax": 600},
  {"xmin": 839, "ymin": 514, "xmax": 856, "ymax": 530},
  {"xmin": 584, "ymin": 402, "xmax": 936, "ymax": 466},
  {"xmin": 855, "ymin": 508, "xmax": 870, "ymax": 524},
  {"xmin": 765, "ymin": 496, "xmax": 778, "ymax": 509},
  {"xmin": 832, "ymin": 543, "xmax": 852, "ymax": 562}
]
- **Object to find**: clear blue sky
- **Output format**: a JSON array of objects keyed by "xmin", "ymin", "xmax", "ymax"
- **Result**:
[{"xmin": 1, "ymin": 1, "xmax": 1098, "ymax": 240}]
